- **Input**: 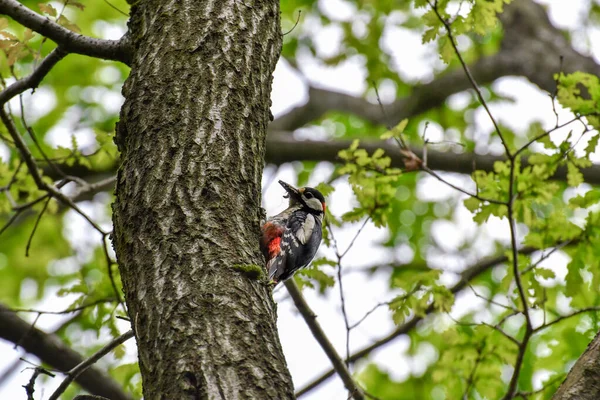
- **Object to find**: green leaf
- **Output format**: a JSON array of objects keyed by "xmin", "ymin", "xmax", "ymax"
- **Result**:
[
  {"xmin": 535, "ymin": 267, "xmax": 556, "ymax": 280},
  {"xmin": 570, "ymin": 189, "xmax": 600, "ymax": 208},
  {"xmin": 422, "ymin": 27, "xmax": 438, "ymax": 43},
  {"xmin": 464, "ymin": 197, "xmax": 480, "ymax": 212},
  {"xmin": 38, "ymin": 3, "xmax": 57, "ymax": 17},
  {"xmin": 567, "ymin": 162, "xmax": 583, "ymax": 187},
  {"xmin": 585, "ymin": 133, "xmax": 599, "ymax": 156},
  {"xmin": 566, "ymin": 256, "xmax": 585, "ymax": 298},
  {"xmin": 381, "ymin": 119, "xmax": 408, "ymax": 140}
]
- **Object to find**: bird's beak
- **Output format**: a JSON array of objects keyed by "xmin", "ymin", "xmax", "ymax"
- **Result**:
[{"xmin": 278, "ymin": 180, "xmax": 300, "ymax": 199}]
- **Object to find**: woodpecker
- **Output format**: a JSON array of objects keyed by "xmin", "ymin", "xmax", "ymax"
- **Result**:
[{"xmin": 260, "ymin": 180, "xmax": 326, "ymax": 284}]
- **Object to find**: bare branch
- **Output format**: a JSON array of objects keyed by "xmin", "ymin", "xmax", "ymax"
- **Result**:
[
  {"xmin": 271, "ymin": 53, "xmax": 515, "ymax": 132},
  {"xmin": 25, "ymin": 196, "xmax": 51, "ymax": 256},
  {"xmin": 421, "ymin": 165, "xmax": 506, "ymax": 205},
  {"xmin": 0, "ymin": 302, "xmax": 132, "ymax": 400},
  {"xmin": 5, "ymin": 298, "xmax": 117, "ymax": 315},
  {"xmin": 272, "ymin": 1, "xmax": 600, "ymax": 135},
  {"xmin": 23, "ymin": 366, "xmax": 55, "ymax": 400},
  {"xmin": 285, "ymin": 280, "xmax": 365, "ymax": 400},
  {"xmin": 534, "ymin": 307, "xmax": 600, "ymax": 334},
  {"xmin": 327, "ymin": 219, "xmax": 371, "ymax": 370},
  {"xmin": 265, "ymin": 135, "xmax": 600, "ymax": 185},
  {"xmin": 348, "ymin": 301, "xmax": 392, "ymax": 330},
  {"xmin": 48, "ymin": 330, "xmax": 135, "ymax": 400},
  {"xmin": 502, "ymin": 160, "xmax": 533, "ymax": 400},
  {"xmin": 0, "ymin": 0, "xmax": 130, "ymax": 64}
]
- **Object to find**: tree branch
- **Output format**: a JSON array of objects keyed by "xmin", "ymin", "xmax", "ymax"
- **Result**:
[
  {"xmin": 0, "ymin": 303, "xmax": 132, "ymax": 400},
  {"xmin": 271, "ymin": 52, "xmax": 516, "ymax": 132},
  {"xmin": 499, "ymin": 0, "xmax": 600, "ymax": 92},
  {"xmin": 0, "ymin": 47, "xmax": 68, "ymax": 105},
  {"xmin": 271, "ymin": 0, "xmax": 600, "ymax": 134},
  {"xmin": 35, "ymin": 131, "xmax": 600, "ymax": 204},
  {"xmin": 0, "ymin": 0, "xmax": 130, "ymax": 64},
  {"xmin": 285, "ymin": 280, "xmax": 365, "ymax": 400},
  {"xmin": 23, "ymin": 366, "xmax": 55, "ymax": 400},
  {"xmin": 48, "ymin": 330, "xmax": 134, "ymax": 400},
  {"xmin": 266, "ymin": 135, "xmax": 600, "ymax": 186}
]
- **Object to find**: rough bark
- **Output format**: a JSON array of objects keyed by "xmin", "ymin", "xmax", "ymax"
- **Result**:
[
  {"xmin": 112, "ymin": 1, "xmax": 293, "ymax": 399},
  {"xmin": 552, "ymin": 331, "xmax": 600, "ymax": 400}
]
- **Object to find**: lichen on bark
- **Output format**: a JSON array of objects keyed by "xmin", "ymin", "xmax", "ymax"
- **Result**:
[{"xmin": 112, "ymin": 0, "xmax": 293, "ymax": 398}]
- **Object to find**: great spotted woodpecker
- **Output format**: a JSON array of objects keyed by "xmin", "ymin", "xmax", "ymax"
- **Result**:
[{"xmin": 260, "ymin": 180, "xmax": 326, "ymax": 284}]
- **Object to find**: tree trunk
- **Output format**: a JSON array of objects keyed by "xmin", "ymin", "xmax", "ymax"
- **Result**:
[
  {"xmin": 552, "ymin": 331, "xmax": 600, "ymax": 400},
  {"xmin": 111, "ymin": 1, "xmax": 293, "ymax": 399}
]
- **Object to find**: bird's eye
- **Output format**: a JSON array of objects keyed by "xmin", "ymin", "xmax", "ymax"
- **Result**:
[{"xmin": 305, "ymin": 192, "xmax": 314, "ymax": 199}]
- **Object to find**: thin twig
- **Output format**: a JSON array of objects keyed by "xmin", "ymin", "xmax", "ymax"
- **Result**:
[
  {"xmin": 340, "ymin": 218, "xmax": 370, "ymax": 259},
  {"xmin": 282, "ymin": 10, "xmax": 302, "ymax": 36},
  {"xmin": 22, "ymin": 366, "xmax": 55, "ymax": 400},
  {"xmin": 25, "ymin": 196, "xmax": 51, "ymax": 257},
  {"xmin": 373, "ymin": 83, "xmax": 409, "ymax": 150},
  {"xmin": 48, "ymin": 330, "xmax": 134, "ymax": 400},
  {"xmin": 338, "ymin": 261, "xmax": 351, "ymax": 366},
  {"xmin": 514, "ymin": 374, "xmax": 565, "ymax": 399},
  {"xmin": 421, "ymin": 165, "xmax": 506, "ymax": 205},
  {"xmin": 349, "ymin": 301, "xmax": 392, "ymax": 330},
  {"xmin": 550, "ymin": 56, "xmax": 564, "ymax": 128},
  {"xmin": 533, "ymin": 306, "xmax": 600, "ymax": 334},
  {"xmin": 0, "ymin": 207, "xmax": 27, "ymax": 237},
  {"xmin": 102, "ymin": 232, "xmax": 125, "ymax": 311},
  {"xmin": 427, "ymin": 0, "xmax": 509, "ymax": 156},
  {"xmin": 14, "ymin": 313, "xmax": 41, "ymax": 350},
  {"xmin": 503, "ymin": 146, "xmax": 532, "ymax": 400},
  {"xmin": 462, "ymin": 343, "xmax": 484, "ymax": 400},
  {"xmin": 0, "ymin": 159, "xmax": 23, "ymax": 191},
  {"xmin": 103, "ymin": 0, "xmax": 128, "ymax": 16},
  {"xmin": 514, "ymin": 113, "xmax": 598, "ymax": 158},
  {"xmin": 327, "ymin": 222, "xmax": 352, "ymax": 368},
  {"xmin": 447, "ymin": 315, "xmax": 520, "ymax": 346},
  {"xmin": 481, "ymin": 322, "xmax": 521, "ymax": 346},
  {"xmin": 521, "ymin": 242, "xmax": 570, "ymax": 275},
  {"xmin": 330, "ymin": 218, "xmax": 371, "ymax": 369},
  {"xmin": 5, "ymin": 298, "xmax": 117, "ymax": 315},
  {"xmin": 18, "ymin": 92, "xmax": 73, "ymax": 183},
  {"xmin": 468, "ymin": 284, "xmax": 520, "ymax": 314}
]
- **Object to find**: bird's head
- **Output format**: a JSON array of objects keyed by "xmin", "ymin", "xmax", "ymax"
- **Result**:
[{"xmin": 279, "ymin": 180, "xmax": 326, "ymax": 214}]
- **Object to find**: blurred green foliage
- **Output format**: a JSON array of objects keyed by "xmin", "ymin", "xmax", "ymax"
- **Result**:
[{"xmin": 1, "ymin": 0, "xmax": 600, "ymax": 399}]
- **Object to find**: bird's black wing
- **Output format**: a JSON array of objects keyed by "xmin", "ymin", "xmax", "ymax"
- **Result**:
[{"xmin": 268, "ymin": 211, "xmax": 316, "ymax": 282}]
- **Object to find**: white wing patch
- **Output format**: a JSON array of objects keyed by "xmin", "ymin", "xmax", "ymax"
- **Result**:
[{"xmin": 295, "ymin": 213, "xmax": 315, "ymax": 245}]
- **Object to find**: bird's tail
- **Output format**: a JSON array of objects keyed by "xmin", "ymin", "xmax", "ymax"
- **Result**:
[{"xmin": 267, "ymin": 258, "xmax": 282, "ymax": 284}]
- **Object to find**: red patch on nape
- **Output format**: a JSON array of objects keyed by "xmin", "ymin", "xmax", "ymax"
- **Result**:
[{"xmin": 322, "ymin": 202, "xmax": 326, "ymax": 213}]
